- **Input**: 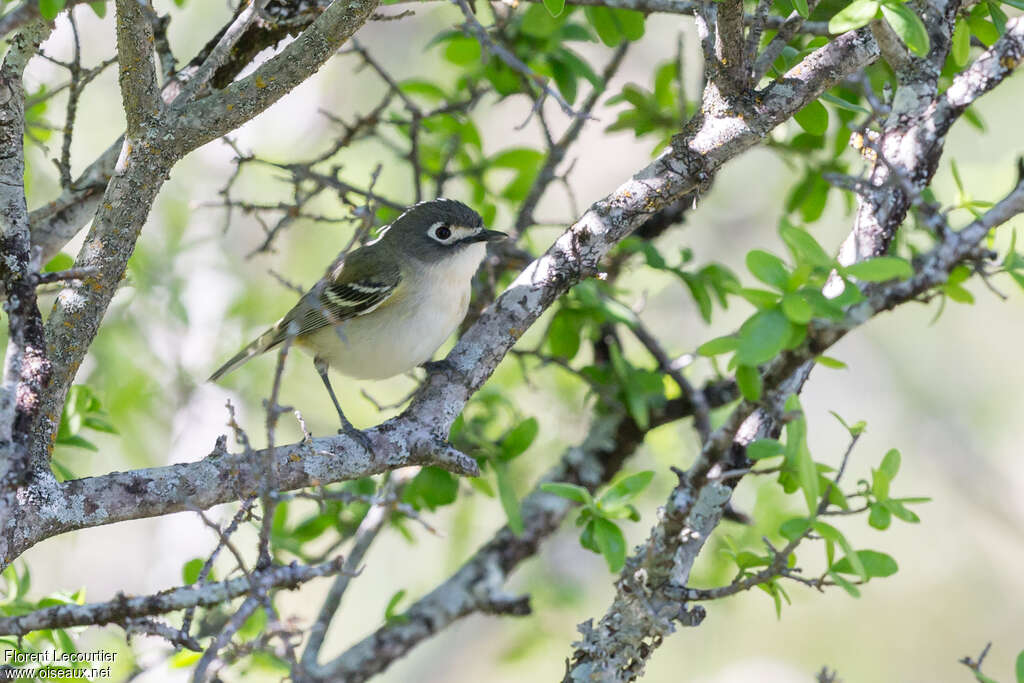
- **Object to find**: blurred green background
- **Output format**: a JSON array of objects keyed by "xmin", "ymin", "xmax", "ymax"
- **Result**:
[{"xmin": 12, "ymin": 0, "xmax": 1023, "ymax": 680}]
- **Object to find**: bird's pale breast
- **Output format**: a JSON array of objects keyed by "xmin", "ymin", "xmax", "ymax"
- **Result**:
[{"xmin": 297, "ymin": 242, "xmax": 486, "ymax": 379}]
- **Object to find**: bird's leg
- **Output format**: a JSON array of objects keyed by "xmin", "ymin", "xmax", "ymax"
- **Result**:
[{"xmin": 314, "ymin": 358, "xmax": 373, "ymax": 454}]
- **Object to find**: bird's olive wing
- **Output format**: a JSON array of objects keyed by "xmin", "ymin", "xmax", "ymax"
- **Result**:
[{"xmin": 270, "ymin": 248, "xmax": 401, "ymax": 341}]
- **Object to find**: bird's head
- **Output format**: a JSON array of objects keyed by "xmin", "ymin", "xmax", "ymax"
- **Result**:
[{"xmin": 382, "ymin": 198, "xmax": 506, "ymax": 262}]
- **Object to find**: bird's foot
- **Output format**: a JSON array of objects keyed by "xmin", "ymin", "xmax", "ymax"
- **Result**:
[
  {"xmin": 338, "ymin": 425, "xmax": 374, "ymax": 455},
  {"xmin": 421, "ymin": 358, "xmax": 454, "ymax": 375}
]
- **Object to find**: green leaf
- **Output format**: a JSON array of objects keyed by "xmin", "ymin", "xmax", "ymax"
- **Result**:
[
  {"xmin": 989, "ymin": 1, "xmax": 1008, "ymax": 34},
  {"xmin": 951, "ymin": 19, "xmax": 970, "ymax": 67},
  {"xmin": 442, "ymin": 36, "xmax": 482, "ymax": 65},
  {"xmin": 182, "ymin": 558, "xmax": 205, "ymax": 585},
  {"xmin": 736, "ymin": 309, "xmax": 790, "ymax": 366},
  {"xmin": 697, "ymin": 335, "xmax": 738, "ymax": 357},
  {"xmin": 746, "ymin": 250, "xmax": 790, "ymax": 290},
  {"xmin": 967, "ymin": 13, "xmax": 1000, "ymax": 46},
  {"xmin": 797, "ymin": 441, "xmax": 819, "ymax": 515},
  {"xmin": 828, "ymin": 570, "xmax": 861, "ymax": 598},
  {"xmin": 816, "ymin": 521, "xmax": 867, "ymax": 580},
  {"xmin": 490, "ymin": 147, "xmax": 545, "ymax": 170},
  {"xmin": 541, "ymin": 482, "xmax": 592, "ymax": 504},
  {"xmin": 39, "ymin": 0, "xmax": 67, "ymax": 21},
  {"xmin": 871, "ymin": 467, "xmax": 891, "ymax": 501},
  {"xmin": 831, "ymin": 549, "xmax": 898, "ymax": 578},
  {"xmin": 781, "ymin": 292, "xmax": 813, "ymax": 324},
  {"xmin": 793, "ymin": 0, "xmax": 810, "ymax": 18},
  {"xmin": 43, "ymin": 252, "xmax": 74, "ymax": 273},
  {"xmin": 879, "ymin": 3, "xmax": 930, "ymax": 57},
  {"xmin": 779, "ymin": 516, "xmax": 810, "ymax": 542},
  {"xmin": 829, "ymin": 410, "xmax": 866, "ymax": 436},
  {"xmin": 815, "ymin": 355, "xmax": 847, "ymax": 369},
  {"xmin": 843, "ymin": 256, "xmax": 914, "ymax": 281},
  {"xmin": 501, "ymin": 418, "xmax": 539, "ymax": 461},
  {"xmin": 1014, "ymin": 648, "xmax": 1023, "ymax": 683},
  {"xmin": 584, "ymin": 6, "xmax": 622, "ymax": 46},
  {"xmin": 599, "ymin": 471, "xmax": 654, "ymax": 509},
  {"xmin": 829, "ymin": 0, "xmax": 880, "ymax": 34},
  {"xmin": 868, "ymin": 502, "xmax": 892, "ymax": 529},
  {"xmin": 403, "ymin": 467, "xmax": 458, "ymax": 510},
  {"xmin": 611, "ymin": 9, "xmax": 645, "ymax": 40},
  {"xmin": 736, "ymin": 287, "xmax": 781, "ymax": 309},
  {"xmin": 747, "ymin": 438, "xmax": 784, "ymax": 460},
  {"xmin": 547, "ymin": 309, "xmax": 583, "ymax": 359},
  {"xmin": 542, "ymin": 0, "xmax": 566, "ymax": 17},
  {"xmin": 780, "ymin": 222, "xmax": 834, "ymax": 268},
  {"xmin": 384, "ymin": 589, "xmax": 408, "ymax": 623},
  {"xmin": 884, "ymin": 499, "xmax": 920, "ymax": 522},
  {"xmin": 736, "ymin": 364, "xmax": 763, "ymax": 401},
  {"xmin": 592, "ymin": 517, "xmax": 627, "ymax": 572},
  {"xmin": 88, "ymin": 1, "xmax": 106, "ymax": 18},
  {"xmin": 794, "ymin": 100, "xmax": 829, "ymax": 136},
  {"xmin": 496, "ymin": 464, "xmax": 523, "ymax": 535},
  {"xmin": 879, "ymin": 448, "xmax": 901, "ymax": 479}
]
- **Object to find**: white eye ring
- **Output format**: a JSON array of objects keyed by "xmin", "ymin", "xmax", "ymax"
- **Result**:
[{"xmin": 429, "ymin": 222, "xmax": 454, "ymax": 242}]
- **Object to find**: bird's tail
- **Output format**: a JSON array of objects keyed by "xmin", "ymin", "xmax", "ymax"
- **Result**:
[{"xmin": 208, "ymin": 328, "xmax": 282, "ymax": 382}]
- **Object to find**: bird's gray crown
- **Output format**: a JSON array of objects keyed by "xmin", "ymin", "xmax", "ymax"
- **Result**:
[{"xmin": 392, "ymin": 198, "xmax": 483, "ymax": 232}]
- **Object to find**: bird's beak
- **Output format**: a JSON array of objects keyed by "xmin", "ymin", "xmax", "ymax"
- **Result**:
[{"xmin": 468, "ymin": 229, "xmax": 508, "ymax": 243}]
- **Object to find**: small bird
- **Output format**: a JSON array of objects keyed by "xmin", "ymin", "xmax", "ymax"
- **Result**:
[{"xmin": 209, "ymin": 198, "xmax": 507, "ymax": 439}]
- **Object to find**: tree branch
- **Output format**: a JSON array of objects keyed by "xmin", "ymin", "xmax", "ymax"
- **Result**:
[
  {"xmin": 114, "ymin": 0, "xmax": 161, "ymax": 136},
  {"xmin": 173, "ymin": 0, "xmax": 381, "ymax": 151},
  {"xmin": 0, "ymin": 557, "xmax": 348, "ymax": 637}
]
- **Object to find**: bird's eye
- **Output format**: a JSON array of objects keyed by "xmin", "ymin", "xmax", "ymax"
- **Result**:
[{"xmin": 435, "ymin": 225, "xmax": 452, "ymax": 240}]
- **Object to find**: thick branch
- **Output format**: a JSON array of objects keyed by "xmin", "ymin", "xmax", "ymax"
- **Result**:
[
  {"xmin": 4, "ymin": 426, "xmax": 478, "ymax": 565},
  {"xmin": 173, "ymin": 0, "xmax": 380, "ymax": 151},
  {"xmin": 0, "ymin": 20, "xmax": 52, "ymax": 487},
  {"xmin": 114, "ymin": 0, "xmax": 161, "ymax": 136}
]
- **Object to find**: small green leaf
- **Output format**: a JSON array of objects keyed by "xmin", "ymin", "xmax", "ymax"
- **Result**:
[
  {"xmin": 44, "ymin": 252, "xmax": 74, "ymax": 272},
  {"xmin": 781, "ymin": 293, "xmax": 813, "ymax": 324},
  {"xmin": 542, "ymin": 0, "xmax": 566, "ymax": 17},
  {"xmin": 797, "ymin": 442, "xmax": 819, "ymax": 515},
  {"xmin": 697, "ymin": 335, "xmax": 738, "ymax": 357},
  {"xmin": 779, "ymin": 516, "xmax": 811, "ymax": 542},
  {"xmin": 831, "ymin": 549, "xmax": 898, "ymax": 578},
  {"xmin": 88, "ymin": 1, "xmax": 106, "ymax": 18},
  {"xmin": 746, "ymin": 250, "xmax": 791, "ymax": 290},
  {"xmin": 829, "ymin": 570, "xmax": 862, "ymax": 597},
  {"xmin": 501, "ymin": 418, "xmax": 539, "ymax": 461},
  {"xmin": 879, "ymin": 448, "xmax": 901, "ymax": 479},
  {"xmin": 39, "ymin": 0, "xmax": 67, "ymax": 20},
  {"xmin": 547, "ymin": 309, "xmax": 583, "ymax": 360},
  {"xmin": 871, "ymin": 468, "xmax": 891, "ymax": 501},
  {"xmin": 793, "ymin": 0, "xmax": 810, "ymax": 18},
  {"xmin": 815, "ymin": 355, "xmax": 847, "ymax": 369},
  {"xmin": 829, "ymin": 410, "xmax": 866, "ymax": 436},
  {"xmin": 442, "ymin": 36, "xmax": 482, "ymax": 65},
  {"xmin": 794, "ymin": 100, "xmax": 829, "ymax": 136},
  {"xmin": 780, "ymin": 222, "xmax": 834, "ymax": 268},
  {"xmin": 599, "ymin": 471, "xmax": 654, "ymax": 509},
  {"xmin": 584, "ymin": 6, "xmax": 623, "ymax": 46},
  {"xmin": 817, "ymin": 522, "xmax": 867, "ymax": 580},
  {"xmin": 592, "ymin": 517, "xmax": 627, "ymax": 572},
  {"xmin": 182, "ymin": 558, "xmax": 205, "ymax": 585},
  {"xmin": 747, "ymin": 438, "xmax": 784, "ymax": 460},
  {"xmin": 843, "ymin": 256, "xmax": 914, "ymax": 281},
  {"xmin": 736, "ymin": 364, "xmax": 763, "ymax": 401},
  {"xmin": 868, "ymin": 502, "xmax": 892, "ymax": 529},
  {"xmin": 880, "ymin": 3, "xmax": 930, "ymax": 57},
  {"xmin": 496, "ymin": 464, "xmax": 523, "ymax": 535},
  {"xmin": 829, "ymin": 0, "xmax": 880, "ymax": 34},
  {"xmin": 1014, "ymin": 648, "xmax": 1023, "ymax": 683},
  {"xmin": 384, "ymin": 589, "xmax": 408, "ymax": 623},
  {"xmin": 951, "ymin": 19, "xmax": 970, "ymax": 66},
  {"xmin": 541, "ymin": 482, "xmax": 592, "ymax": 504},
  {"xmin": 736, "ymin": 309, "xmax": 790, "ymax": 366}
]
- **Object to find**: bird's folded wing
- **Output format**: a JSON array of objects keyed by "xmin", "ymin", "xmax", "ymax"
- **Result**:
[{"xmin": 271, "ymin": 249, "xmax": 401, "ymax": 342}]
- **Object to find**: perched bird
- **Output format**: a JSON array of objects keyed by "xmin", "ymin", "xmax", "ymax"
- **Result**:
[{"xmin": 209, "ymin": 198, "xmax": 506, "ymax": 440}]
